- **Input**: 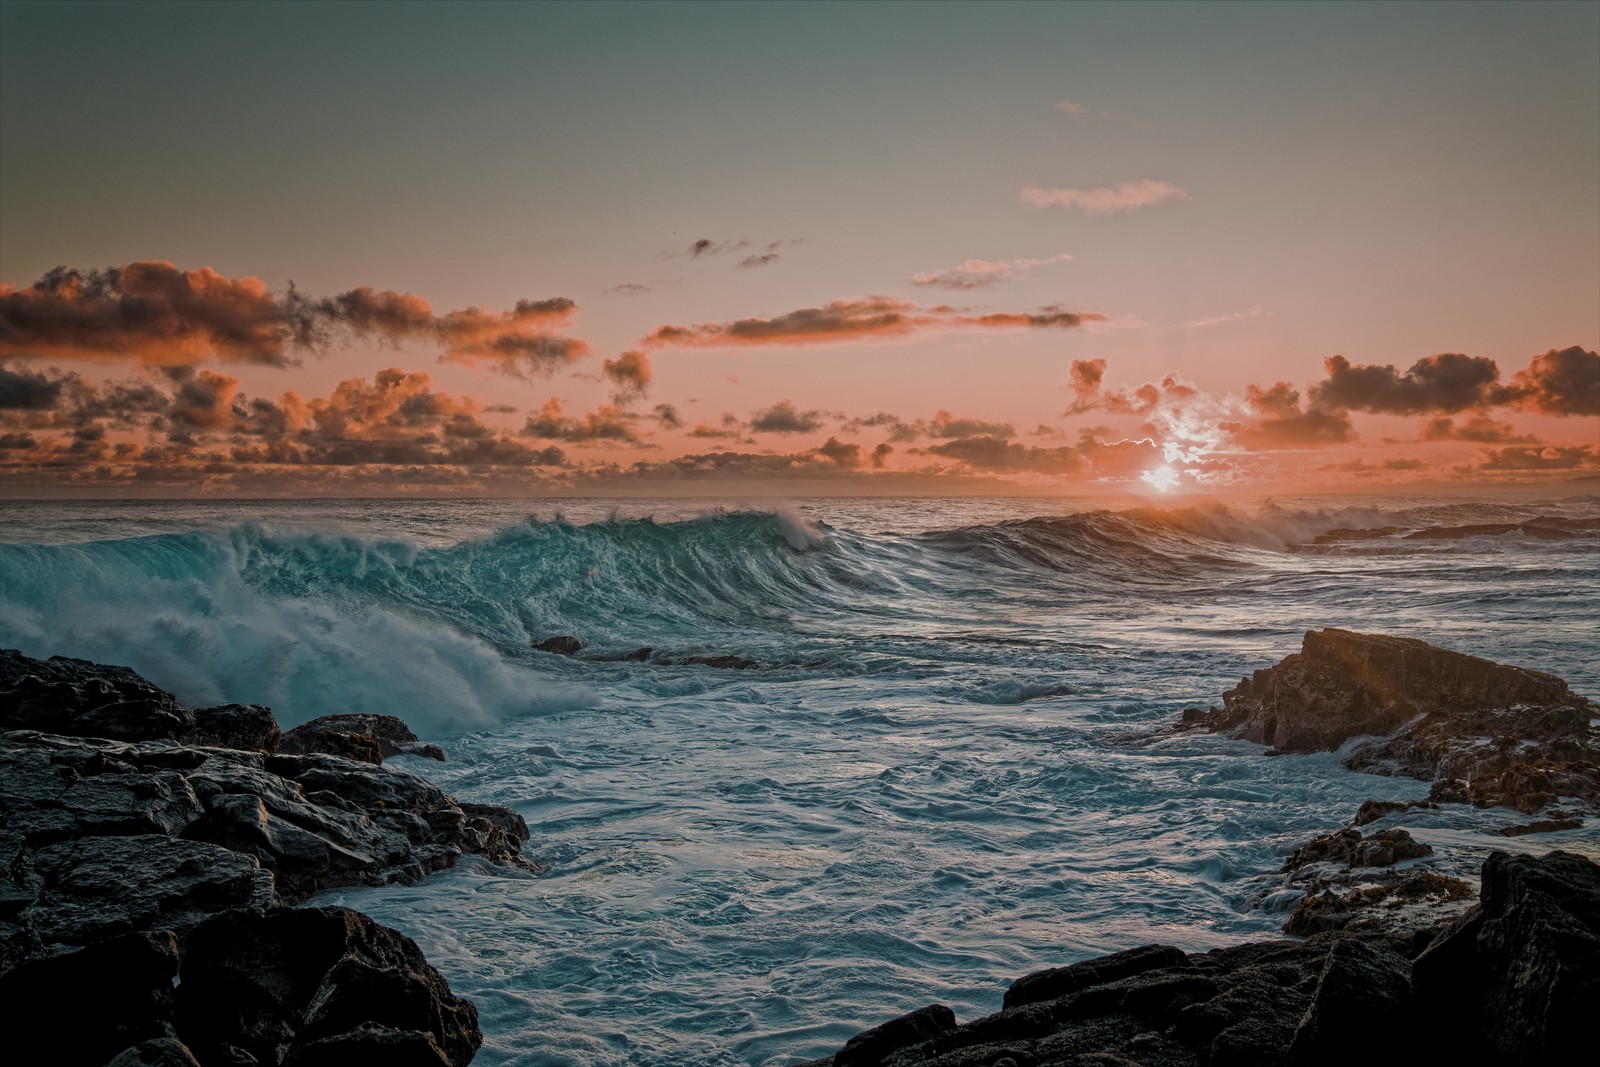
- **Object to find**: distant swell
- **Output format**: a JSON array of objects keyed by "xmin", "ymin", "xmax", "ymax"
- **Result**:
[{"xmin": 1, "ymin": 501, "xmax": 1594, "ymax": 731}]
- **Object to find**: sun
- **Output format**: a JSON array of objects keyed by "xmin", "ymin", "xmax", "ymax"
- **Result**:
[{"xmin": 1141, "ymin": 464, "xmax": 1181, "ymax": 492}]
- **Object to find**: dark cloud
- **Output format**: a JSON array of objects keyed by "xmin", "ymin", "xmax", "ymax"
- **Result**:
[
  {"xmin": 0, "ymin": 363, "xmax": 63, "ymax": 409},
  {"xmin": 522, "ymin": 398, "xmax": 642, "ymax": 444},
  {"xmin": 928, "ymin": 410, "xmax": 1016, "ymax": 439},
  {"xmin": 739, "ymin": 253, "xmax": 780, "ymax": 269},
  {"xmin": 1492, "ymin": 346, "xmax": 1599, "ymax": 416},
  {"xmin": 870, "ymin": 443, "xmax": 894, "ymax": 468},
  {"xmin": 1226, "ymin": 383, "xmax": 1354, "ymax": 449},
  {"xmin": 1421, "ymin": 415, "xmax": 1536, "ymax": 444},
  {"xmin": 841, "ymin": 411, "xmax": 922, "ymax": 442},
  {"xmin": 814, "ymin": 437, "xmax": 863, "ymax": 467},
  {"xmin": 749, "ymin": 399, "xmax": 825, "ymax": 434},
  {"xmin": 643, "ymin": 297, "xmax": 1102, "ymax": 349},
  {"xmin": 922, "ymin": 435, "xmax": 1085, "ymax": 473},
  {"xmin": 601, "ymin": 350, "xmax": 653, "ymax": 399},
  {"xmin": 0, "ymin": 262, "xmax": 588, "ymax": 374},
  {"xmin": 1474, "ymin": 444, "xmax": 1599, "ymax": 471},
  {"xmin": 652, "ymin": 403, "xmax": 683, "ymax": 429},
  {"xmin": 604, "ymin": 283, "xmax": 652, "ymax": 296},
  {"xmin": 1309, "ymin": 353, "xmax": 1501, "ymax": 415}
]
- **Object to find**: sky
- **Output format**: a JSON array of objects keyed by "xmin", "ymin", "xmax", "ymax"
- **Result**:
[{"xmin": 1, "ymin": 0, "xmax": 1596, "ymax": 498}]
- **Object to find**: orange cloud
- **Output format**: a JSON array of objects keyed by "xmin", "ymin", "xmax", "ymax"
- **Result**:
[
  {"xmin": 522, "ymin": 398, "xmax": 642, "ymax": 444},
  {"xmin": 1492, "ymin": 346, "xmax": 1599, "ymax": 416},
  {"xmin": 642, "ymin": 296, "xmax": 1102, "ymax": 349},
  {"xmin": 601, "ymin": 350, "xmax": 653, "ymax": 399},
  {"xmin": 0, "ymin": 262, "xmax": 588, "ymax": 375}
]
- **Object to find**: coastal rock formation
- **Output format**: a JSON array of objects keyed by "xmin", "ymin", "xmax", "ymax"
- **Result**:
[
  {"xmin": 806, "ymin": 850, "xmax": 1597, "ymax": 1067},
  {"xmin": 1199, "ymin": 628, "xmax": 1589, "ymax": 755},
  {"xmin": 1189, "ymin": 629, "xmax": 1598, "ymax": 826},
  {"xmin": 280, "ymin": 713, "xmax": 448, "ymax": 764},
  {"xmin": 0, "ymin": 649, "xmax": 530, "ymax": 1064}
]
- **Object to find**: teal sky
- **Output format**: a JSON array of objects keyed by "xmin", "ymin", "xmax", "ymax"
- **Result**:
[{"xmin": 1, "ymin": 1, "xmax": 1596, "ymax": 495}]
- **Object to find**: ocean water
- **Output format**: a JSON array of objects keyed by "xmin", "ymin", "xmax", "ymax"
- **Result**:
[{"xmin": 2, "ymin": 494, "xmax": 1597, "ymax": 1065}]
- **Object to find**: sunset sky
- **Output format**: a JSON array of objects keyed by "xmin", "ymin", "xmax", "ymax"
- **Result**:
[{"xmin": 2, "ymin": 0, "xmax": 1596, "ymax": 497}]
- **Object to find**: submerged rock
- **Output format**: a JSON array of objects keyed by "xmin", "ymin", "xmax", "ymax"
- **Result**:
[{"xmin": 532, "ymin": 635, "xmax": 584, "ymax": 656}]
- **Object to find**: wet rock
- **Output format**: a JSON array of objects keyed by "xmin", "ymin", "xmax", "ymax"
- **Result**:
[
  {"xmin": 1498, "ymin": 816, "xmax": 1584, "ymax": 836},
  {"xmin": 0, "ymin": 649, "xmax": 196, "ymax": 742},
  {"xmin": 280, "ymin": 713, "xmax": 444, "ymax": 765},
  {"xmin": 177, "ymin": 906, "xmax": 481, "ymax": 1067},
  {"xmin": 0, "ymin": 929, "xmax": 180, "ymax": 1066},
  {"xmin": 533, "ymin": 635, "xmax": 584, "ymax": 656},
  {"xmin": 1413, "ymin": 849, "xmax": 1600, "ymax": 1065},
  {"xmin": 1005, "ymin": 944, "xmax": 1190, "ymax": 1010},
  {"xmin": 1283, "ymin": 868, "xmax": 1473, "ymax": 936},
  {"xmin": 1282, "ymin": 827, "xmax": 1432, "ymax": 872},
  {"xmin": 1206, "ymin": 628, "xmax": 1589, "ymax": 754},
  {"xmin": 1287, "ymin": 936, "xmax": 1411, "ymax": 1063},
  {"xmin": 106, "ymin": 1038, "xmax": 204, "ymax": 1067},
  {"xmin": 1350, "ymin": 798, "xmax": 1435, "ymax": 826},
  {"xmin": 833, "ymin": 1003, "xmax": 956, "ymax": 1067},
  {"xmin": 193, "ymin": 703, "xmax": 281, "ymax": 753}
]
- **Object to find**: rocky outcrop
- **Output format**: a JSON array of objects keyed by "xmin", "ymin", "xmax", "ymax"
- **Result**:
[
  {"xmin": 0, "ymin": 649, "xmax": 281, "ymax": 751},
  {"xmin": 806, "ymin": 850, "xmax": 1598, "ymax": 1067},
  {"xmin": 1197, "ymin": 628, "xmax": 1588, "ymax": 754},
  {"xmin": 280, "ymin": 714, "xmax": 447, "ymax": 764},
  {"xmin": 1186, "ymin": 629, "xmax": 1598, "ymax": 829},
  {"xmin": 0, "ymin": 649, "xmax": 530, "ymax": 1065}
]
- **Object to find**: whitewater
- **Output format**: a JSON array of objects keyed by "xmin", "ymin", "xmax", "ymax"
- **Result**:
[{"xmin": 2, "ymin": 494, "xmax": 1597, "ymax": 1065}]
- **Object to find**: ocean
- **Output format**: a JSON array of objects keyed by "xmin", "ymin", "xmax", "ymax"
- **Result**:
[{"xmin": 2, "ymin": 494, "xmax": 1597, "ymax": 1065}]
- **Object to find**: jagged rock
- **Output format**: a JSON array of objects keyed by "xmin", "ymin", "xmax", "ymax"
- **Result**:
[
  {"xmin": 1005, "ymin": 944, "xmax": 1189, "ymax": 1011},
  {"xmin": 280, "ymin": 714, "xmax": 444, "ymax": 765},
  {"xmin": 176, "ymin": 907, "xmax": 481, "ymax": 1067},
  {"xmin": 1207, "ymin": 628, "xmax": 1588, "ymax": 753},
  {"xmin": 812, "ymin": 853, "xmax": 1600, "ymax": 1066},
  {"xmin": 193, "ymin": 703, "xmax": 281, "ymax": 753},
  {"xmin": 1283, "ymin": 869, "xmax": 1474, "ymax": 936},
  {"xmin": 0, "ymin": 929, "xmax": 180, "ymax": 1066},
  {"xmin": 532, "ymin": 635, "xmax": 584, "ymax": 656},
  {"xmin": 25, "ymin": 834, "xmax": 274, "ymax": 948},
  {"xmin": 1282, "ymin": 827, "xmax": 1432, "ymax": 871},
  {"xmin": 1287, "ymin": 937, "xmax": 1411, "ymax": 1064},
  {"xmin": 106, "ymin": 1039, "xmax": 204, "ymax": 1067},
  {"xmin": 1413, "ymin": 849, "xmax": 1600, "ymax": 1066},
  {"xmin": 1351, "ymin": 798, "xmax": 1436, "ymax": 825},
  {"xmin": 833, "ymin": 1003, "xmax": 956, "ymax": 1067},
  {"xmin": 1344, "ymin": 701, "xmax": 1598, "ymax": 817},
  {"xmin": 0, "ymin": 649, "xmax": 197, "ymax": 742}
]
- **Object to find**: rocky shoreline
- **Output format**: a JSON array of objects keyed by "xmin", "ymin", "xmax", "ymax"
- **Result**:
[
  {"xmin": 1, "ymin": 648, "xmax": 532, "ymax": 1066},
  {"xmin": 807, "ymin": 629, "xmax": 1599, "ymax": 1067},
  {"xmin": 4, "ymin": 629, "xmax": 1596, "ymax": 1066}
]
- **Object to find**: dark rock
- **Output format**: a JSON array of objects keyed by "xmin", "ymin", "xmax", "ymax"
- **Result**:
[
  {"xmin": 0, "ymin": 929, "xmax": 180, "ymax": 1067},
  {"xmin": 533, "ymin": 635, "xmax": 584, "ymax": 656},
  {"xmin": 1005, "ymin": 944, "xmax": 1189, "ymax": 1011},
  {"xmin": 833, "ymin": 1003, "xmax": 956, "ymax": 1067},
  {"xmin": 1351, "ymin": 798, "xmax": 1435, "ymax": 826},
  {"xmin": 193, "ymin": 704, "xmax": 281, "ymax": 753},
  {"xmin": 177, "ymin": 907, "xmax": 481, "ymax": 1067},
  {"xmin": 105, "ymin": 1038, "xmax": 204, "ymax": 1067},
  {"xmin": 0, "ymin": 650, "xmax": 203, "ymax": 743},
  {"xmin": 1282, "ymin": 828, "xmax": 1431, "ymax": 872},
  {"xmin": 1283, "ymin": 868, "xmax": 1473, "ymax": 936},
  {"xmin": 1413, "ymin": 849, "xmax": 1600, "ymax": 1066},
  {"xmin": 1499, "ymin": 816, "xmax": 1583, "ymax": 836},
  {"xmin": 284, "ymin": 1023, "xmax": 453, "ymax": 1067},
  {"xmin": 1405, "ymin": 522, "xmax": 1576, "ymax": 541},
  {"xmin": 623, "ymin": 646, "xmax": 653, "ymax": 661},
  {"xmin": 1206, "ymin": 628, "xmax": 1589, "ymax": 754},
  {"xmin": 1287, "ymin": 937, "xmax": 1412, "ymax": 1063},
  {"xmin": 278, "ymin": 713, "xmax": 444, "ymax": 764},
  {"xmin": 25, "ymin": 835, "xmax": 273, "ymax": 948}
]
